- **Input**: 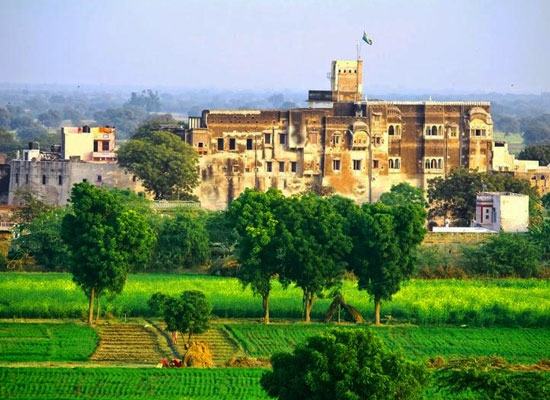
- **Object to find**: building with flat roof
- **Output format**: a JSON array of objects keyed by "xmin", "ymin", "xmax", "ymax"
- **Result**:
[{"xmin": 475, "ymin": 192, "xmax": 529, "ymax": 232}]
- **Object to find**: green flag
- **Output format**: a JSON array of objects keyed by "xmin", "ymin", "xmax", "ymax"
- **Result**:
[{"xmin": 362, "ymin": 31, "xmax": 373, "ymax": 45}]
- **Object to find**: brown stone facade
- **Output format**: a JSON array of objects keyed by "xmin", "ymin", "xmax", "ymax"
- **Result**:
[{"xmin": 186, "ymin": 101, "xmax": 494, "ymax": 210}]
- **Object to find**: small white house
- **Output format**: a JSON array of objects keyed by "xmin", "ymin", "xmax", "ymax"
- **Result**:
[{"xmin": 475, "ymin": 192, "xmax": 529, "ymax": 232}]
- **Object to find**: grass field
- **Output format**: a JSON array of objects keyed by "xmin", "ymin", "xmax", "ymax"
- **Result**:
[
  {"xmin": 226, "ymin": 323, "xmax": 550, "ymax": 364},
  {"xmin": 1, "ymin": 274, "xmax": 550, "ymax": 327},
  {"xmin": 1, "ymin": 367, "xmax": 548, "ymax": 400},
  {"xmin": 0, "ymin": 323, "xmax": 97, "ymax": 362}
]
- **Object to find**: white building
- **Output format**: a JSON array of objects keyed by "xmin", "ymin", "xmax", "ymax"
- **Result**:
[{"xmin": 475, "ymin": 192, "xmax": 529, "ymax": 232}]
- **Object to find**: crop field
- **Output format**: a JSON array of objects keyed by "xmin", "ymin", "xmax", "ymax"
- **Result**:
[
  {"xmin": 226, "ymin": 323, "xmax": 550, "ymax": 364},
  {"xmin": 1, "ymin": 273, "xmax": 549, "ymax": 327},
  {"xmin": 0, "ymin": 323, "xmax": 97, "ymax": 362}
]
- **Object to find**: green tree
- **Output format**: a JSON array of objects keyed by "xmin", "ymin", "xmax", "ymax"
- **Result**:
[
  {"xmin": 521, "ymin": 114, "xmax": 550, "ymax": 145},
  {"xmin": 228, "ymin": 188, "xmax": 285, "ymax": 323},
  {"xmin": 542, "ymin": 193, "xmax": 550, "ymax": 211},
  {"xmin": 428, "ymin": 168, "xmax": 541, "ymax": 226},
  {"xmin": 10, "ymin": 208, "xmax": 69, "ymax": 271},
  {"xmin": 518, "ymin": 144, "xmax": 550, "ymax": 166},
  {"xmin": 0, "ymin": 128, "xmax": 20, "ymax": 155},
  {"xmin": 37, "ymin": 109, "xmax": 62, "ymax": 128},
  {"xmin": 379, "ymin": 182, "xmax": 428, "ymax": 208},
  {"xmin": 162, "ymin": 290, "xmax": 211, "ymax": 344},
  {"xmin": 61, "ymin": 183, "xmax": 155, "ymax": 324},
  {"xmin": 463, "ymin": 233, "xmax": 540, "ymax": 277},
  {"xmin": 356, "ymin": 203, "xmax": 427, "ymax": 325},
  {"xmin": 125, "ymin": 89, "xmax": 161, "ymax": 112},
  {"xmin": 10, "ymin": 189, "xmax": 52, "ymax": 224},
  {"xmin": 117, "ymin": 130, "xmax": 199, "ymax": 199},
  {"xmin": 261, "ymin": 328, "xmax": 429, "ymax": 400},
  {"xmin": 153, "ymin": 212, "xmax": 210, "ymax": 271},
  {"xmin": 278, "ymin": 194, "xmax": 351, "ymax": 323},
  {"xmin": 93, "ymin": 108, "xmax": 148, "ymax": 139}
]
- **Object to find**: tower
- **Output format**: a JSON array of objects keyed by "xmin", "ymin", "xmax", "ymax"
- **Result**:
[{"xmin": 330, "ymin": 60, "xmax": 363, "ymax": 102}]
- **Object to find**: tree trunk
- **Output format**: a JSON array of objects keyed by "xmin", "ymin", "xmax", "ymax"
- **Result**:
[
  {"xmin": 304, "ymin": 291, "xmax": 314, "ymax": 323},
  {"xmin": 96, "ymin": 296, "xmax": 101, "ymax": 324},
  {"xmin": 88, "ymin": 287, "xmax": 95, "ymax": 325},
  {"xmin": 262, "ymin": 293, "xmax": 270, "ymax": 324},
  {"xmin": 374, "ymin": 296, "xmax": 381, "ymax": 326}
]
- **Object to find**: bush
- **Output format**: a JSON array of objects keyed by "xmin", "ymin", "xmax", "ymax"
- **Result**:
[{"xmin": 462, "ymin": 233, "xmax": 540, "ymax": 278}]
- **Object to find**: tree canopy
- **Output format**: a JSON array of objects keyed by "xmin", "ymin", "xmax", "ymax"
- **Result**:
[
  {"xmin": 521, "ymin": 114, "xmax": 550, "ymax": 145},
  {"xmin": 261, "ymin": 328, "xmax": 429, "ymax": 400},
  {"xmin": 518, "ymin": 144, "xmax": 550, "ymax": 166},
  {"xmin": 61, "ymin": 183, "xmax": 156, "ymax": 323},
  {"xmin": 117, "ymin": 130, "xmax": 199, "ymax": 199},
  {"xmin": 379, "ymin": 182, "xmax": 428, "ymax": 208},
  {"xmin": 162, "ymin": 290, "xmax": 211, "ymax": 343},
  {"xmin": 152, "ymin": 211, "xmax": 210, "ymax": 271},
  {"xmin": 428, "ymin": 168, "xmax": 541, "ymax": 226},
  {"xmin": 228, "ymin": 188, "xmax": 286, "ymax": 323}
]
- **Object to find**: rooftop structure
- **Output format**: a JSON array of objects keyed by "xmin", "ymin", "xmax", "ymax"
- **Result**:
[{"xmin": 475, "ymin": 192, "xmax": 529, "ymax": 232}]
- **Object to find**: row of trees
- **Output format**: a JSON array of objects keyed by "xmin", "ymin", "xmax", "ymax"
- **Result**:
[{"xmin": 228, "ymin": 188, "xmax": 427, "ymax": 325}]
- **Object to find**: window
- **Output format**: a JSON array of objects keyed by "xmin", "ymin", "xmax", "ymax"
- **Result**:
[
  {"xmin": 265, "ymin": 133, "xmax": 271, "ymax": 144},
  {"xmin": 58, "ymin": 175, "xmax": 62, "ymax": 185},
  {"xmin": 352, "ymin": 159, "xmax": 361, "ymax": 170},
  {"xmin": 94, "ymin": 141, "xmax": 99, "ymax": 152},
  {"xmin": 332, "ymin": 159, "xmax": 341, "ymax": 172},
  {"xmin": 388, "ymin": 125, "xmax": 395, "ymax": 136},
  {"xmin": 217, "ymin": 138, "xmax": 224, "ymax": 150},
  {"xmin": 42, "ymin": 175, "xmax": 46, "ymax": 185},
  {"xmin": 15, "ymin": 174, "xmax": 19, "ymax": 185},
  {"xmin": 375, "ymin": 137, "xmax": 381, "ymax": 145},
  {"xmin": 102, "ymin": 141, "xmax": 109, "ymax": 151},
  {"xmin": 291, "ymin": 162, "xmax": 297, "ymax": 173},
  {"xmin": 97, "ymin": 175, "xmax": 102, "ymax": 182},
  {"xmin": 198, "ymin": 142, "xmax": 204, "ymax": 148},
  {"xmin": 373, "ymin": 115, "xmax": 380, "ymax": 122},
  {"xmin": 389, "ymin": 158, "xmax": 400, "ymax": 170},
  {"xmin": 431, "ymin": 126, "xmax": 438, "ymax": 136},
  {"xmin": 424, "ymin": 158, "xmax": 443, "ymax": 170},
  {"xmin": 279, "ymin": 133, "xmax": 287, "ymax": 145},
  {"xmin": 246, "ymin": 138, "xmax": 253, "ymax": 150},
  {"xmin": 132, "ymin": 175, "xmax": 137, "ymax": 182},
  {"xmin": 229, "ymin": 138, "xmax": 236, "ymax": 150},
  {"xmin": 310, "ymin": 133, "xmax": 318, "ymax": 144},
  {"xmin": 25, "ymin": 174, "xmax": 29, "ymax": 184},
  {"xmin": 332, "ymin": 134, "xmax": 341, "ymax": 146},
  {"xmin": 279, "ymin": 161, "xmax": 285, "ymax": 172},
  {"xmin": 266, "ymin": 161, "xmax": 272, "ymax": 172},
  {"xmin": 82, "ymin": 178, "xmax": 88, "ymax": 182},
  {"xmin": 373, "ymin": 160, "xmax": 380, "ymax": 169}
]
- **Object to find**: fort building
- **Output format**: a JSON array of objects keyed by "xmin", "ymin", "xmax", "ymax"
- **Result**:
[{"xmin": 185, "ymin": 59, "xmax": 494, "ymax": 210}]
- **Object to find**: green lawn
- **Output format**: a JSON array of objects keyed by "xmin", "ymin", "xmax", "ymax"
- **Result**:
[
  {"xmin": 1, "ymin": 273, "xmax": 550, "ymax": 327},
  {"xmin": 226, "ymin": 323, "xmax": 550, "ymax": 364},
  {"xmin": 0, "ymin": 323, "xmax": 98, "ymax": 362}
]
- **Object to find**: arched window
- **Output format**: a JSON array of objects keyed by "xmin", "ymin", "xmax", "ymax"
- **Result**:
[
  {"xmin": 388, "ymin": 125, "xmax": 394, "ymax": 136},
  {"xmin": 437, "ymin": 159, "xmax": 442, "ymax": 169},
  {"xmin": 431, "ymin": 159, "xmax": 437, "ymax": 169},
  {"xmin": 395, "ymin": 159, "xmax": 400, "ymax": 169},
  {"xmin": 432, "ymin": 126, "xmax": 438, "ymax": 136},
  {"xmin": 396, "ymin": 126, "xmax": 401, "ymax": 136},
  {"xmin": 426, "ymin": 126, "xmax": 431, "ymax": 136},
  {"xmin": 425, "ymin": 159, "xmax": 431, "ymax": 169},
  {"xmin": 389, "ymin": 159, "xmax": 394, "ymax": 169}
]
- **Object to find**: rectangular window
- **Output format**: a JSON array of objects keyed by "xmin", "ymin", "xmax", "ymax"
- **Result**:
[
  {"xmin": 132, "ymin": 175, "xmax": 137, "ymax": 182},
  {"xmin": 291, "ymin": 162, "xmax": 297, "ymax": 172},
  {"xmin": 58, "ymin": 175, "xmax": 62, "ymax": 185},
  {"xmin": 266, "ymin": 161, "xmax": 272, "ymax": 172},
  {"xmin": 25, "ymin": 174, "xmax": 29, "ymax": 184},
  {"xmin": 217, "ymin": 138, "xmax": 224, "ymax": 150},
  {"xmin": 42, "ymin": 175, "xmax": 47, "ymax": 185},
  {"xmin": 97, "ymin": 175, "xmax": 102, "ymax": 182},
  {"xmin": 15, "ymin": 174, "xmax": 19, "ymax": 185},
  {"xmin": 310, "ymin": 133, "xmax": 318, "ymax": 144},
  {"xmin": 246, "ymin": 138, "xmax": 253, "ymax": 150},
  {"xmin": 353, "ymin": 160, "xmax": 361, "ymax": 170},
  {"xmin": 265, "ymin": 133, "xmax": 271, "ymax": 144},
  {"xmin": 279, "ymin": 134, "xmax": 287, "ymax": 145},
  {"xmin": 102, "ymin": 141, "xmax": 109, "ymax": 151},
  {"xmin": 198, "ymin": 142, "xmax": 204, "ymax": 148},
  {"xmin": 373, "ymin": 160, "xmax": 379, "ymax": 169},
  {"xmin": 332, "ymin": 159, "xmax": 341, "ymax": 172},
  {"xmin": 82, "ymin": 178, "xmax": 87, "ymax": 182},
  {"xmin": 279, "ymin": 161, "xmax": 285, "ymax": 172},
  {"xmin": 332, "ymin": 135, "xmax": 340, "ymax": 145},
  {"xmin": 229, "ymin": 138, "xmax": 236, "ymax": 150},
  {"xmin": 93, "ymin": 141, "xmax": 99, "ymax": 152}
]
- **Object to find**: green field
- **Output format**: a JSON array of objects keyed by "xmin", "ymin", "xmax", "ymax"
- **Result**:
[
  {"xmin": 0, "ymin": 323, "xmax": 98, "ymax": 362},
  {"xmin": 227, "ymin": 323, "xmax": 550, "ymax": 363},
  {"xmin": 0, "ymin": 367, "xmax": 547, "ymax": 400},
  {"xmin": 1, "ymin": 274, "xmax": 550, "ymax": 326}
]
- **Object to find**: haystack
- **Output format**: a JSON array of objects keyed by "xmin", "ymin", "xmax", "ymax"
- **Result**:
[
  {"xmin": 182, "ymin": 342, "xmax": 214, "ymax": 367},
  {"xmin": 324, "ymin": 293, "xmax": 365, "ymax": 323}
]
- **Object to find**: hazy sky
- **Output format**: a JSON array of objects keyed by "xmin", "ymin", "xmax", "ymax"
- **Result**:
[{"xmin": 1, "ymin": 0, "xmax": 549, "ymax": 93}]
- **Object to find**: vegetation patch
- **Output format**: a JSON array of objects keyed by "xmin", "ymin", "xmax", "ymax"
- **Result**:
[{"xmin": 0, "ymin": 323, "xmax": 97, "ymax": 362}]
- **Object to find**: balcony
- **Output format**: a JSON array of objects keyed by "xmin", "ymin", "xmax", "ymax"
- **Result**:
[{"xmin": 92, "ymin": 151, "xmax": 117, "ymax": 161}]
